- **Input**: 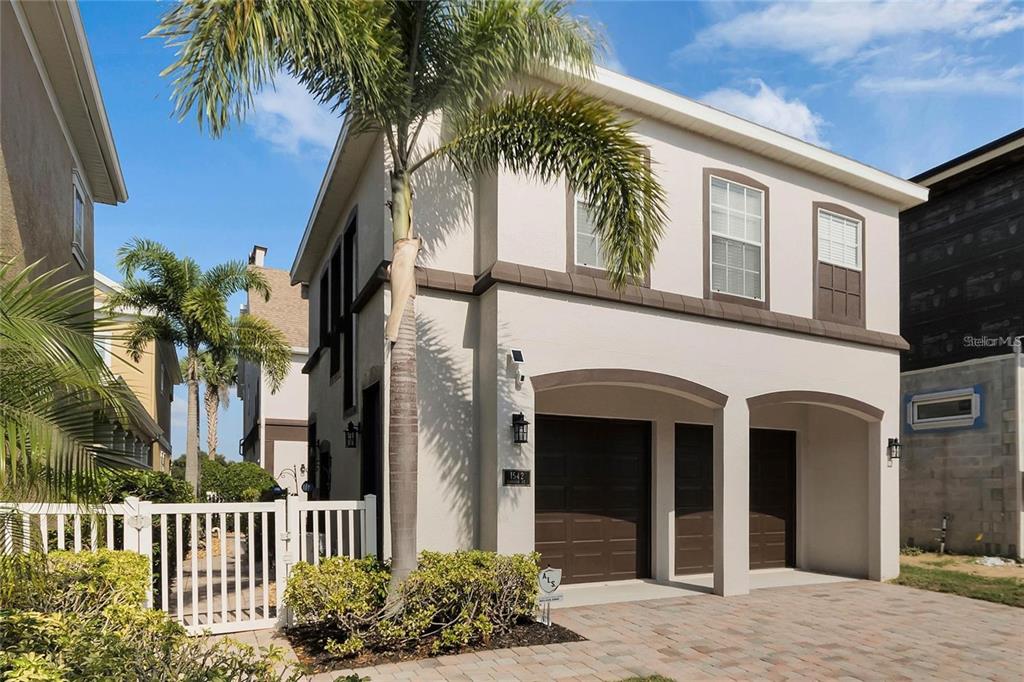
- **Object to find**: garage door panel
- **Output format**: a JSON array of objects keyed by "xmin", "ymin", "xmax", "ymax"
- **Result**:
[
  {"xmin": 676, "ymin": 426, "xmax": 796, "ymax": 574},
  {"xmin": 535, "ymin": 415, "xmax": 650, "ymax": 584}
]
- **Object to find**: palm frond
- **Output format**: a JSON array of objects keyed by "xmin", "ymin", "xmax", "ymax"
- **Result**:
[
  {"xmin": 0, "ymin": 260, "xmax": 144, "ymax": 504},
  {"xmin": 428, "ymin": 88, "xmax": 666, "ymax": 286},
  {"xmin": 233, "ymin": 314, "xmax": 290, "ymax": 392},
  {"xmin": 150, "ymin": 0, "xmax": 403, "ymax": 137}
]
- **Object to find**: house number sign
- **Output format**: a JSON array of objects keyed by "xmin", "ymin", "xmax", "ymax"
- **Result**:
[{"xmin": 502, "ymin": 469, "xmax": 531, "ymax": 486}]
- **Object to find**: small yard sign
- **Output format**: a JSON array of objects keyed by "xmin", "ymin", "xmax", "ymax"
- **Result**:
[{"xmin": 538, "ymin": 566, "xmax": 563, "ymax": 626}]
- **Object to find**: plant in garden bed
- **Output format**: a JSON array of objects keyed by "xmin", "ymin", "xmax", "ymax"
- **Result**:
[
  {"xmin": 1, "ymin": 549, "xmax": 301, "ymax": 681},
  {"xmin": 283, "ymin": 550, "xmax": 581, "ymax": 668}
]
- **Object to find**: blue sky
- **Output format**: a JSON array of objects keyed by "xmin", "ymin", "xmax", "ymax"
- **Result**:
[{"xmin": 80, "ymin": 0, "xmax": 1023, "ymax": 460}]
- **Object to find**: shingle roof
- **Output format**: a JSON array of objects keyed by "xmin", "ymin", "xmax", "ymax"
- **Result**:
[{"xmin": 247, "ymin": 266, "xmax": 308, "ymax": 348}]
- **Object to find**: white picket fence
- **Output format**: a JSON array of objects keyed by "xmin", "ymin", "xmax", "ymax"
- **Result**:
[{"xmin": 1, "ymin": 495, "xmax": 376, "ymax": 635}]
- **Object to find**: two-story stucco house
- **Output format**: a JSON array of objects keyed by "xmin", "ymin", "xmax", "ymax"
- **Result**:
[
  {"xmin": 1, "ymin": 0, "xmax": 127, "ymax": 279},
  {"xmin": 290, "ymin": 68, "xmax": 928, "ymax": 596},
  {"xmin": 94, "ymin": 272, "xmax": 180, "ymax": 471},
  {"xmin": 238, "ymin": 245, "xmax": 310, "ymax": 496}
]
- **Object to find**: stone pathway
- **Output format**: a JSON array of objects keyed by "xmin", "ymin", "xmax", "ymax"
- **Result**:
[{"xmin": 231, "ymin": 581, "xmax": 1024, "ymax": 681}]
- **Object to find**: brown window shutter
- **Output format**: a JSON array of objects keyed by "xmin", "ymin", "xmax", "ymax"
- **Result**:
[{"xmin": 817, "ymin": 262, "xmax": 863, "ymax": 325}]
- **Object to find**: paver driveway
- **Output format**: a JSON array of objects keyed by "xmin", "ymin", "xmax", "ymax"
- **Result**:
[{"xmin": 322, "ymin": 581, "xmax": 1023, "ymax": 681}]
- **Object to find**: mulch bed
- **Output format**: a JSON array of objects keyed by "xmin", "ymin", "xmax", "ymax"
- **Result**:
[{"xmin": 286, "ymin": 620, "xmax": 586, "ymax": 672}]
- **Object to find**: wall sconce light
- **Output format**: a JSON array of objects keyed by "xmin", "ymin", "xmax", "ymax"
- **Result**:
[
  {"xmin": 511, "ymin": 412, "xmax": 530, "ymax": 444},
  {"xmin": 887, "ymin": 437, "xmax": 902, "ymax": 464},
  {"xmin": 345, "ymin": 421, "xmax": 361, "ymax": 448}
]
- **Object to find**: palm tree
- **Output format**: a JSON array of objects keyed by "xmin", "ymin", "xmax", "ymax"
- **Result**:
[
  {"xmin": 107, "ymin": 239, "xmax": 290, "ymax": 493},
  {"xmin": 197, "ymin": 351, "xmax": 236, "ymax": 457},
  {"xmin": 153, "ymin": 0, "xmax": 666, "ymax": 583}
]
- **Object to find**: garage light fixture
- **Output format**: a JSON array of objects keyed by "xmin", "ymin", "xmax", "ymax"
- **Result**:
[
  {"xmin": 887, "ymin": 437, "xmax": 901, "ymax": 465},
  {"xmin": 345, "ymin": 421, "xmax": 360, "ymax": 448},
  {"xmin": 511, "ymin": 413, "xmax": 530, "ymax": 444}
]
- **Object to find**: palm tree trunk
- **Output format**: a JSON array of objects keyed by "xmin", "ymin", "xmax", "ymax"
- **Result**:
[
  {"xmin": 185, "ymin": 352, "xmax": 201, "ymax": 494},
  {"xmin": 205, "ymin": 382, "xmax": 220, "ymax": 456},
  {"xmin": 388, "ymin": 169, "xmax": 419, "ymax": 588}
]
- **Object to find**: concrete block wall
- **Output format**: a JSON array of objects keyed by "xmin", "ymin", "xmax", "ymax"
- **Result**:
[{"xmin": 900, "ymin": 353, "xmax": 1023, "ymax": 558}]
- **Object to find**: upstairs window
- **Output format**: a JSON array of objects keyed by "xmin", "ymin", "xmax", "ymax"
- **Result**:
[
  {"xmin": 574, "ymin": 197, "xmax": 604, "ymax": 269},
  {"xmin": 709, "ymin": 175, "xmax": 764, "ymax": 301},
  {"xmin": 72, "ymin": 173, "xmax": 85, "ymax": 266},
  {"xmin": 818, "ymin": 209, "xmax": 862, "ymax": 270}
]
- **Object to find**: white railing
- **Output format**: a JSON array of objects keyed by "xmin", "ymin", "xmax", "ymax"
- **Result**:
[{"xmin": 1, "ymin": 495, "xmax": 376, "ymax": 635}]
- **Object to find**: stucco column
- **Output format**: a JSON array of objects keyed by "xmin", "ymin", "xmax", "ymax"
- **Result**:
[
  {"xmin": 652, "ymin": 418, "xmax": 675, "ymax": 582},
  {"xmin": 868, "ymin": 419, "xmax": 899, "ymax": 580},
  {"xmin": 714, "ymin": 399, "xmax": 749, "ymax": 596}
]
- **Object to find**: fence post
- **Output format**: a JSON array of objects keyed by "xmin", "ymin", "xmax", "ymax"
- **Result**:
[
  {"xmin": 274, "ymin": 498, "xmax": 291, "ymax": 628},
  {"xmin": 137, "ymin": 500, "xmax": 154, "ymax": 608},
  {"xmin": 122, "ymin": 496, "xmax": 141, "ymax": 552},
  {"xmin": 362, "ymin": 495, "xmax": 377, "ymax": 559}
]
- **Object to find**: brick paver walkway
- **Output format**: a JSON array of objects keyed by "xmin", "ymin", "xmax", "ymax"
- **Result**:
[{"xmin": 315, "ymin": 581, "xmax": 1023, "ymax": 681}]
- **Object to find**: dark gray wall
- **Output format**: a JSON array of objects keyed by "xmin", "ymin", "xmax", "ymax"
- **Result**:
[{"xmin": 900, "ymin": 150, "xmax": 1024, "ymax": 372}]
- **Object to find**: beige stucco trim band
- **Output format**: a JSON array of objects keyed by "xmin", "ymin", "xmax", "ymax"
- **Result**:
[
  {"xmin": 533, "ymin": 369, "xmax": 728, "ymax": 408},
  {"xmin": 747, "ymin": 390, "xmax": 884, "ymax": 421}
]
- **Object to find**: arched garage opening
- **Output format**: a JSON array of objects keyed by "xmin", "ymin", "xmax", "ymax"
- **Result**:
[
  {"xmin": 532, "ymin": 369, "xmax": 727, "ymax": 585},
  {"xmin": 747, "ymin": 391, "xmax": 884, "ymax": 580}
]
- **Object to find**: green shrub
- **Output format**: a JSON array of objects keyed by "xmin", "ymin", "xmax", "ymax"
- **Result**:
[
  {"xmin": 201, "ymin": 456, "xmax": 278, "ymax": 502},
  {"xmin": 284, "ymin": 550, "xmax": 539, "ymax": 658},
  {"xmin": 5, "ymin": 550, "xmax": 148, "ymax": 613},
  {"xmin": 285, "ymin": 556, "xmax": 389, "ymax": 630},
  {"xmin": 98, "ymin": 468, "xmax": 195, "ymax": 504},
  {"xmin": 0, "ymin": 606, "xmax": 300, "ymax": 681}
]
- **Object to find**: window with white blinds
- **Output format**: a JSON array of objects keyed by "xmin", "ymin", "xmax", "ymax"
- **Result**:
[
  {"xmin": 709, "ymin": 176, "xmax": 764, "ymax": 300},
  {"xmin": 817, "ymin": 209, "xmax": 861, "ymax": 270},
  {"xmin": 575, "ymin": 197, "xmax": 604, "ymax": 269}
]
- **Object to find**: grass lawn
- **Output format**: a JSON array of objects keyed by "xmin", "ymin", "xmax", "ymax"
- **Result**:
[{"xmin": 894, "ymin": 563, "xmax": 1024, "ymax": 608}]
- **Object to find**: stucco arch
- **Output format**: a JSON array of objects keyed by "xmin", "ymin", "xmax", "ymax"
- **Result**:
[
  {"xmin": 531, "ymin": 368, "xmax": 728, "ymax": 408},
  {"xmin": 747, "ymin": 390, "xmax": 883, "ymax": 422}
]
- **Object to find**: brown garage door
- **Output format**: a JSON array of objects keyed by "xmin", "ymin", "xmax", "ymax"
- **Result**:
[
  {"xmin": 674, "ymin": 426, "xmax": 796, "ymax": 575},
  {"xmin": 535, "ymin": 415, "xmax": 651, "ymax": 584}
]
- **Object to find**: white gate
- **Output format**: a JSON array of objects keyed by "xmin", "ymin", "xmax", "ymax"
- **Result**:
[{"xmin": 1, "ymin": 495, "xmax": 376, "ymax": 635}]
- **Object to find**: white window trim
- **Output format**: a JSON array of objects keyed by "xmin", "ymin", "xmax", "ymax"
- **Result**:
[
  {"xmin": 708, "ymin": 174, "xmax": 765, "ymax": 301},
  {"xmin": 907, "ymin": 388, "xmax": 981, "ymax": 431},
  {"xmin": 573, "ymin": 194, "xmax": 605, "ymax": 270},
  {"xmin": 72, "ymin": 171, "xmax": 86, "ymax": 269},
  {"xmin": 817, "ymin": 208, "xmax": 863, "ymax": 271}
]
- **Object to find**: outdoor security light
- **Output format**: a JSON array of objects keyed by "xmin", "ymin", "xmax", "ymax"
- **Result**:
[
  {"xmin": 511, "ymin": 412, "xmax": 530, "ymax": 444},
  {"xmin": 887, "ymin": 437, "xmax": 902, "ymax": 463},
  {"xmin": 345, "ymin": 421, "xmax": 360, "ymax": 448}
]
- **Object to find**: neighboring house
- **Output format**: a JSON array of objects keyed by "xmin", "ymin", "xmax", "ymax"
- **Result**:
[
  {"xmin": 1, "ymin": 0, "xmax": 127, "ymax": 277},
  {"xmin": 238, "ymin": 245, "xmax": 309, "ymax": 497},
  {"xmin": 290, "ymin": 67, "xmax": 928, "ymax": 595},
  {"xmin": 94, "ymin": 272, "xmax": 180, "ymax": 471},
  {"xmin": 899, "ymin": 129, "xmax": 1024, "ymax": 559}
]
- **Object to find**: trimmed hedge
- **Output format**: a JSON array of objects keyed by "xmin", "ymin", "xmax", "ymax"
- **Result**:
[
  {"xmin": 284, "ymin": 550, "xmax": 539, "ymax": 657},
  {"xmin": 1, "ymin": 550, "xmax": 299, "ymax": 681},
  {"xmin": 201, "ymin": 457, "xmax": 278, "ymax": 502}
]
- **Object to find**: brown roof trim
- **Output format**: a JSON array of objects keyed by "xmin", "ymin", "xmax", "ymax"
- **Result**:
[
  {"xmin": 533, "ymin": 369, "xmax": 728, "ymax": 407},
  {"xmin": 747, "ymin": 390, "xmax": 884, "ymax": 421},
  {"xmin": 353, "ymin": 258, "xmax": 908, "ymax": 351}
]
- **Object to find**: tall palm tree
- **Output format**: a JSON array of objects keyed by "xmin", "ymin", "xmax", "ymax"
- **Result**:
[
  {"xmin": 197, "ymin": 351, "xmax": 237, "ymax": 457},
  {"xmin": 107, "ymin": 239, "xmax": 290, "ymax": 493},
  {"xmin": 154, "ymin": 0, "xmax": 666, "ymax": 583}
]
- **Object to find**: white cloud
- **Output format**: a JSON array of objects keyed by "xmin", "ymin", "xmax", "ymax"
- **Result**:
[
  {"xmin": 249, "ymin": 76, "xmax": 342, "ymax": 156},
  {"xmin": 700, "ymin": 80, "xmax": 828, "ymax": 146},
  {"xmin": 684, "ymin": 1, "xmax": 1024, "ymax": 65},
  {"xmin": 858, "ymin": 64, "xmax": 1024, "ymax": 95}
]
